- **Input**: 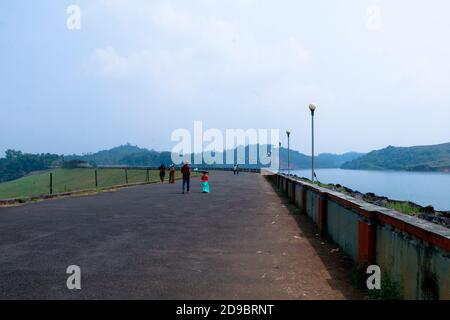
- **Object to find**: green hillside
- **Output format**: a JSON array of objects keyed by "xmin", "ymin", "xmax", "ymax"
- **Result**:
[
  {"xmin": 0, "ymin": 150, "xmax": 62, "ymax": 183},
  {"xmin": 341, "ymin": 142, "xmax": 450, "ymax": 172},
  {"xmin": 0, "ymin": 168, "xmax": 178, "ymax": 200},
  {"xmin": 65, "ymin": 144, "xmax": 152, "ymax": 165}
]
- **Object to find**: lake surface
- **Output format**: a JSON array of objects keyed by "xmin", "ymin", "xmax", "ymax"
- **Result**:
[{"xmin": 291, "ymin": 169, "xmax": 450, "ymax": 211}]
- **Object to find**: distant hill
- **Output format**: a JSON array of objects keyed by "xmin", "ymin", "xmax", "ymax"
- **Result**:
[
  {"xmin": 64, "ymin": 144, "xmax": 363, "ymax": 169},
  {"xmin": 279, "ymin": 148, "xmax": 363, "ymax": 169},
  {"xmin": 65, "ymin": 144, "xmax": 150, "ymax": 166},
  {"xmin": 341, "ymin": 142, "xmax": 450, "ymax": 172}
]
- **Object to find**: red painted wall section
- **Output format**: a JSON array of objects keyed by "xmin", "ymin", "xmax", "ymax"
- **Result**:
[{"xmin": 358, "ymin": 219, "xmax": 376, "ymax": 264}]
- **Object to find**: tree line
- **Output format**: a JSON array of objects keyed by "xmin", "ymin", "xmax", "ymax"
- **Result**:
[{"xmin": 0, "ymin": 150, "xmax": 62, "ymax": 183}]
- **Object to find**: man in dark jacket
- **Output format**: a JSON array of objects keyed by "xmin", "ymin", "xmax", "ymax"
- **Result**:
[
  {"xmin": 181, "ymin": 161, "xmax": 191, "ymax": 194},
  {"xmin": 158, "ymin": 164, "xmax": 166, "ymax": 183}
]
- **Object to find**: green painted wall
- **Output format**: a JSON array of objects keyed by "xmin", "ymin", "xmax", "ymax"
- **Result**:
[
  {"xmin": 306, "ymin": 190, "xmax": 318, "ymax": 223},
  {"xmin": 295, "ymin": 185, "xmax": 302, "ymax": 208},
  {"xmin": 326, "ymin": 200, "xmax": 360, "ymax": 261},
  {"xmin": 376, "ymin": 224, "xmax": 450, "ymax": 300}
]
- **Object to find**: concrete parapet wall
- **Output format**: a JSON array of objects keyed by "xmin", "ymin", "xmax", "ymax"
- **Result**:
[{"xmin": 270, "ymin": 173, "xmax": 450, "ymax": 300}]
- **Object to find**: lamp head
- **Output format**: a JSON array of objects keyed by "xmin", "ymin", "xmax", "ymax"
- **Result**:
[
  {"xmin": 286, "ymin": 129, "xmax": 291, "ymax": 137},
  {"xmin": 309, "ymin": 103, "xmax": 317, "ymax": 112}
]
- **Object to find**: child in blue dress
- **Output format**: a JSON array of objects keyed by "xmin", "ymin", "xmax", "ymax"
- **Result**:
[{"xmin": 201, "ymin": 171, "xmax": 210, "ymax": 193}]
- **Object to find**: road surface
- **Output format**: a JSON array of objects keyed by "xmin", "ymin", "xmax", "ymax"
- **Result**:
[{"xmin": 0, "ymin": 171, "xmax": 362, "ymax": 299}]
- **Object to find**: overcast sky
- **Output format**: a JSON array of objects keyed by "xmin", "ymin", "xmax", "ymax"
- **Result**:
[{"xmin": 1, "ymin": 0, "xmax": 449, "ymax": 156}]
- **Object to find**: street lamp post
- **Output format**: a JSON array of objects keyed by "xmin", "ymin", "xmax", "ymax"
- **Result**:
[
  {"xmin": 286, "ymin": 130, "xmax": 291, "ymax": 176},
  {"xmin": 278, "ymin": 141, "xmax": 282, "ymax": 174},
  {"xmin": 309, "ymin": 103, "xmax": 317, "ymax": 183}
]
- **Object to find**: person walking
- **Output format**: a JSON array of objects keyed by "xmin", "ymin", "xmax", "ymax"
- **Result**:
[
  {"xmin": 169, "ymin": 164, "xmax": 175, "ymax": 184},
  {"xmin": 233, "ymin": 164, "xmax": 237, "ymax": 175},
  {"xmin": 181, "ymin": 161, "xmax": 191, "ymax": 194},
  {"xmin": 159, "ymin": 164, "xmax": 166, "ymax": 183}
]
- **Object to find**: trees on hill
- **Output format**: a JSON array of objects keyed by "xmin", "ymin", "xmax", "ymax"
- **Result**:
[
  {"xmin": 341, "ymin": 143, "xmax": 450, "ymax": 172},
  {"xmin": 0, "ymin": 150, "xmax": 62, "ymax": 183}
]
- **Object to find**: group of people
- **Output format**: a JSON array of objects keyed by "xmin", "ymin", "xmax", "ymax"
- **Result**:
[
  {"xmin": 158, "ymin": 164, "xmax": 176, "ymax": 184},
  {"xmin": 158, "ymin": 162, "xmax": 210, "ymax": 194}
]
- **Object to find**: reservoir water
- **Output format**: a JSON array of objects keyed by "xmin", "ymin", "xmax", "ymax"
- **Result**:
[{"xmin": 291, "ymin": 169, "xmax": 450, "ymax": 211}]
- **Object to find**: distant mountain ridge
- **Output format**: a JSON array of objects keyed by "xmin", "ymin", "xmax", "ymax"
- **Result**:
[
  {"xmin": 67, "ymin": 142, "xmax": 448, "ymax": 173},
  {"xmin": 65, "ymin": 144, "xmax": 364, "ymax": 169},
  {"xmin": 316, "ymin": 152, "xmax": 365, "ymax": 168},
  {"xmin": 65, "ymin": 144, "xmax": 150, "ymax": 165},
  {"xmin": 3, "ymin": 141, "xmax": 447, "ymax": 185},
  {"xmin": 341, "ymin": 142, "xmax": 450, "ymax": 172},
  {"xmin": 279, "ymin": 148, "xmax": 364, "ymax": 169}
]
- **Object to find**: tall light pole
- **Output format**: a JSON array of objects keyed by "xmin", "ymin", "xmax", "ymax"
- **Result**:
[
  {"xmin": 309, "ymin": 103, "xmax": 317, "ymax": 183},
  {"xmin": 286, "ymin": 130, "xmax": 291, "ymax": 176},
  {"xmin": 278, "ymin": 141, "xmax": 282, "ymax": 173}
]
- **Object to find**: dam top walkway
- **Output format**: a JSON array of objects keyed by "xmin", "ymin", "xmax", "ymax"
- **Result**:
[{"xmin": 0, "ymin": 171, "xmax": 362, "ymax": 299}]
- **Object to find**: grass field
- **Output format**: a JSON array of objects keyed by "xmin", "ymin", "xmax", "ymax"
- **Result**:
[{"xmin": 0, "ymin": 168, "xmax": 185, "ymax": 199}]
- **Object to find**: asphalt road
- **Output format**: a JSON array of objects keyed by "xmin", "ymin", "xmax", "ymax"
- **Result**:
[{"xmin": 0, "ymin": 171, "xmax": 362, "ymax": 299}]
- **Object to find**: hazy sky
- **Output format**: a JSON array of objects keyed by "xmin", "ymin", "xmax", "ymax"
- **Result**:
[{"xmin": 1, "ymin": 0, "xmax": 449, "ymax": 156}]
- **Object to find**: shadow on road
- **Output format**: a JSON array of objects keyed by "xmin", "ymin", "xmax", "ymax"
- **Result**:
[{"xmin": 266, "ymin": 177, "xmax": 365, "ymax": 300}]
